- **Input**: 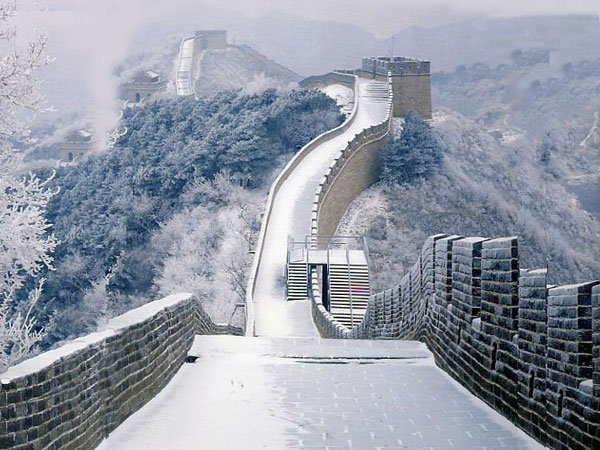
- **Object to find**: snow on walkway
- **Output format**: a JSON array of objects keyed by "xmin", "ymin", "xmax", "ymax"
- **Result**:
[
  {"xmin": 321, "ymin": 83, "xmax": 354, "ymax": 115},
  {"xmin": 98, "ymin": 335, "xmax": 546, "ymax": 450},
  {"xmin": 176, "ymin": 37, "xmax": 195, "ymax": 96},
  {"xmin": 252, "ymin": 78, "xmax": 390, "ymax": 338}
]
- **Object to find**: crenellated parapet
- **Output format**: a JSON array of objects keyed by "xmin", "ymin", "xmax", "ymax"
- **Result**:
[{"xmin": 310, "ymin": 234, "xmax": 600, "ymax": 449}]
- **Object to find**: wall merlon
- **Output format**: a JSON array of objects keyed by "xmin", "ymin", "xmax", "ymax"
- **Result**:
[
  {"xmin": 547, "ymin": 280, "xmax": 595, "ymax": 394},
  {"xmin": 482, "ymin": 236, "xmax": 519, "ymax": 249},
  {"xmin": 454, "ymin": 236, "xmax": 487, "ymax": 248},
  {"xmin": 548, "ymin": 281, "xmax": 600, "ymax": 296},
  {"xmin": 519, "ymin": 268, "xmax": 547, "ymax": 287}
]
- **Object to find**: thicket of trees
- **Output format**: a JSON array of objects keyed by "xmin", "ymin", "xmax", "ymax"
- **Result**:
[
  {"xmin": 39, "ymin": 88, "xmax": 343, "ymax": 344},
  {"xmin": 432, "ymin": 55, "xmax": 600, "ymax": 137},
  {"xmin": 382, "ymin": 111, "xmax": 443, "ymax": 185}
]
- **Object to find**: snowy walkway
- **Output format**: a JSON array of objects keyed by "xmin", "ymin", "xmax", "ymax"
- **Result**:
[
  {"xmin": 176, "ymin": 37, "xmax": 195, "ymax": 96},
  {"xmin": 99, "ymin": 335, "xmax": 545, "ymax": 450},
  {"xmin": 252, "ymin": 78, "xmax": 390, "ymax": 338}
]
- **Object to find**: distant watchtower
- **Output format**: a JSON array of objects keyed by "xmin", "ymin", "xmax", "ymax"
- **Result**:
[
  {"xmin": 358, "ymin": 56, "xmax": 432, "ymax": 119},
  {"xmin": 194, "ymin": 30, "xmax": 228, "ymax": 51}
]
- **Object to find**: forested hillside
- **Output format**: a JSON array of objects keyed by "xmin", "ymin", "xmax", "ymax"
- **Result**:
[
  {"xmin": 432, "ymin": 55, "xmax": 600, "ymax": 137},
  {"xmin": 39, "ymin": 89, "xmax": 343, "ymax": 345}
]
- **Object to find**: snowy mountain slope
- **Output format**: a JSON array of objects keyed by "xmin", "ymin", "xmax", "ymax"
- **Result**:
[
  {"xmin": 337, "ymin": 111, "xmax": 600, "ymax": 291},
  {"xmin": 194, "ymin": 45, "xmax": 301, "ymax": 95}
]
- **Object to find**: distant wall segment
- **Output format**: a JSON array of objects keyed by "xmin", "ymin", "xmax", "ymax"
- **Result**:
[
  {"xmin": 0, "ymin": 294, "xmax": 242, "ymax": 450},
  {"xmin": 299, "ymin": 71, "xmax": 356, "ymax": 90}
]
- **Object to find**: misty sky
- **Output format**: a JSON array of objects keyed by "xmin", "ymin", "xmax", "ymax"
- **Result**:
[
  {"xmin": 48, "ymin": 0, "xmax": 600, "ymax": 37},
  {"xmin": 207, "ymin": 0, "xmax": 600, "ymax": 36}
]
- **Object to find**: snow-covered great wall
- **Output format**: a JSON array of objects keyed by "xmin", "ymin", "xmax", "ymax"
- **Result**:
[
  {"xmin": 300, "ymin": 79, "xmax": 600, "ymax": 448},
  {"xmin": 309, "ymin": 232, "xmax": 600, "ymax": 449},
  {"xmin": 246, "ymin": 73, "xmax": 391, "ymax": 337},
  {"xmin": 1, "ymin": 65, "xmax": 599, "ymax": 450}
]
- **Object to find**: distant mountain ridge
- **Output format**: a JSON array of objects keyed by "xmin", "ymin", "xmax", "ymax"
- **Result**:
[{"xmin": 235, "ymin": 14, "xmax": 600, "ymax": 75}]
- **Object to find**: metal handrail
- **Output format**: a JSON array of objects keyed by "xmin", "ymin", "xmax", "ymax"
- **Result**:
[
  {"xmin": 285, "ymin": 235, "xmax": 291, "ymax": 299},
  {"xmin": 326, "ymin": 245, "xmax": 331, "ymax": 312},
  {"xmin": 346, "ymin": 244, "xmax": 354, "ymax": 327}
]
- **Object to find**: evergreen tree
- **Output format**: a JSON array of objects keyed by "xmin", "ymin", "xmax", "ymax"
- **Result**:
[{"xmin": 382, "ymin": 111, "xmax": 443, "ymax": 185}]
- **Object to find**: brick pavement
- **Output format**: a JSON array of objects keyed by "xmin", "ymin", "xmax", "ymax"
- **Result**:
[{"xmin": 98, "ymin": 336, "xmax": 545, "ymax": 450}]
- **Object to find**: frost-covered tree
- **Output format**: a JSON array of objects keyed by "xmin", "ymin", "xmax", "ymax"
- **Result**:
[
  {"xmin": 0, "ymin": 1, "xmax": 56, "ymax": 371},
  {"xmin": 382, "ymin": 111, "xmax": 443, "ymax": 185}
]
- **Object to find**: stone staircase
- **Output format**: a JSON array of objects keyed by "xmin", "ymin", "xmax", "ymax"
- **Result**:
[
  {"xmin": 286, "ymin": 261, "xmax": 308, "ymax": 300},
  {"xmin": 361, "ymin": 81, "xmax": 390, "ymax": 102},
  {"xmin": 328, "ymin": 257, "xmax": 370, "ymax": 327}
]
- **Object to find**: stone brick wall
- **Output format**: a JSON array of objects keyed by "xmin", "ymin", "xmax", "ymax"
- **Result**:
[
  {"xmin": 0, "ymin": 293, "xmax": 242, "ymax": 449},
  {"xmin": 310, "ymin": 234, "xmax": 600, "ymax": 449},
  {"xmin": 315, "ymin": 132, "xmax": 390, "ymax": 237},
  {"xmin": 389, "ymin": 74, "xmax": 432, "ymax": 120}
]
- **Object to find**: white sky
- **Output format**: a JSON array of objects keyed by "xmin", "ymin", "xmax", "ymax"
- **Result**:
[{"xmin": 210, "ymin": 0, "xmax": 600, "ymax": 35}]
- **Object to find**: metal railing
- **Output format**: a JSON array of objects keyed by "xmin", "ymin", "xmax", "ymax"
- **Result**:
[
  {"xmin": 288, "ymin": 235, "xmax": 368, "ymax": 254},
  {"xmin": 345, "ymin": 244, "xmax": 354, "ymax": 327}
]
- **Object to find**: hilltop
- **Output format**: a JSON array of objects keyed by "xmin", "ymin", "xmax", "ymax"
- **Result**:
[{"xmin": 195, "ymin": 44, "xmax": 301, "ymax": 94}]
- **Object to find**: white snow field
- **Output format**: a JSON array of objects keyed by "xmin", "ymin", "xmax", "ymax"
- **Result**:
[
  {"xmin": 98, "ymin": 336, "xmax": 546, "ymax": 450},
  {"xmin": 250, "ymin": 78, "xmax": 390, "ymax": 338}
]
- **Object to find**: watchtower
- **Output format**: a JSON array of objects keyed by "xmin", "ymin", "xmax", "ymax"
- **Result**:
[
  {"xmin": 122, "ymin": 70, "xmax": 167, "ymax": 104},
  {"xmin": 358, "ymin": 56, "xmax": 432, "ymax": 119},
  {"xmin": 59, "ymin": 129, "xmax": 94, "ymax": 163},
  {"xmin": 194, "ymin": 30, "xmax": 228, "ymax": 51}
]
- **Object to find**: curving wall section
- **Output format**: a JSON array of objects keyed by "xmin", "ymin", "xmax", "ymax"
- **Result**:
[
  {"xmin": 0, "ymin": 294, "xmax": 242, "ymax": 450},
  {"xmin": 245, "ymin": 75, "xmax": 361, "ymax": 336},
  {"xmin": 303, "ymin": 71, "xmax": 599, "ymax": 447},
  {"xmin": 310, "ymin": 75, "xmax": 393, "ymax": 238}
]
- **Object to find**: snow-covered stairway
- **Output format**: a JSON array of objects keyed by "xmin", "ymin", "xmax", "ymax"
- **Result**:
[
  {"xmin": 286, "ymin": 261, "xmax": 308, "ymax": 300},
  {"xmin": 362, "ymin": 81, "xmax": 390, "ymax": 103},
  {"xmin": 328, "ymin": 251, "xmax": 370, "ymax": 327}
]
